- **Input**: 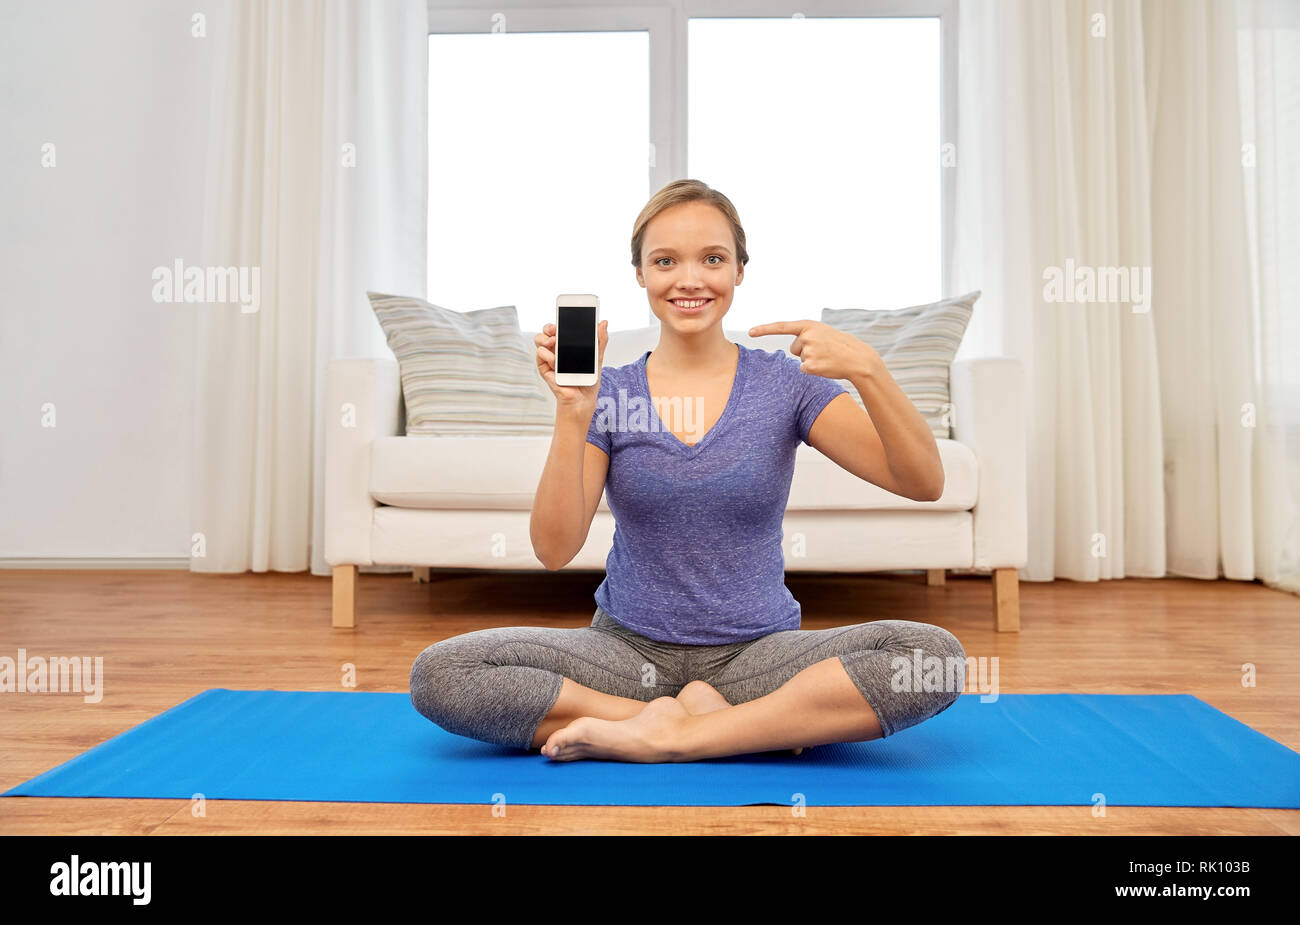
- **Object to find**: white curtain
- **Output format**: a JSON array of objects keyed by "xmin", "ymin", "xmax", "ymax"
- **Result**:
[
  {"xmin": 191, "ymin": 0, "xmax": 427, "ymax": 578},
  {"xmin": 1236, "ymin": 0, "xmax": 1300, "ymax": 592},
  {"xmin": 953, "ymin": 0, "xmax": 1298, "ymax": 595},
  {"xmin": 953, "ymin": 0, "xmax": 1166, "ymax": 581}
]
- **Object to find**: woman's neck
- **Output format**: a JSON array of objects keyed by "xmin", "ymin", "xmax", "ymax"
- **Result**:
[{"xmin": 648, "ymin": 332, "xmax": 737, "ymax": 378}]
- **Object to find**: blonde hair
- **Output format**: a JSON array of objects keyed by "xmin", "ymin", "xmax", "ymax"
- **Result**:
[{"xmin": 630, "ymin": 179, "xmax": 749, "ymax": 269}]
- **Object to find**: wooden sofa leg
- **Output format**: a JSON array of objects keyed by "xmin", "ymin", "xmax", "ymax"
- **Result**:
[
  {"xmin": 926, "ymin": 569, "xmax": 946, "ymax": 586},
  {"xmin": 332, "ymin": 565, "xmax": 357, "ymax": 628},
  {"xmin": 992, "ymin": 567, "xmax": 1020, "ymax": 632},
  {"xmin": 412, "ymin": 566, "xmax": 431, "ymax": 583}
]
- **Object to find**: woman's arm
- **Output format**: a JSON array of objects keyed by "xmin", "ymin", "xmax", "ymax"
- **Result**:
[
  {"xmin": 530, "ymin": 320, "xmax": 611, "ymax": 569},
  {"xmin": 750, "ymin": 319, "xmax": 945, "ymax": 502},
  {"xmin": 808, "ymin": 361, "xmax": 945, "ymax": 502},
  {"xmin": 530, "ymin": 411, "xmax": 610, "ymax": 570}
]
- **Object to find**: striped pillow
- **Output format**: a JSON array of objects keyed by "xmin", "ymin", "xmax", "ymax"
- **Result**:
[
  {"xmin": 368, "ymin": 291, "xmax": 556, "ymax": 436},
  {"xmin": 820, "ymin": 291, "xmax": 979, "ymax": 440}
]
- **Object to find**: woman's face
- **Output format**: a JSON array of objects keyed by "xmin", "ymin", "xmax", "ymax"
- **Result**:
[{"xmin": 636, "ymin": 201, "xmax": 743, "ymax": 334}]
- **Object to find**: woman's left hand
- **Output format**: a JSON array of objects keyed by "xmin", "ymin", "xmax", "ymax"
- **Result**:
[{"xmin": 748, "ymin": 319, "xmax": 881, "ymax": 381}]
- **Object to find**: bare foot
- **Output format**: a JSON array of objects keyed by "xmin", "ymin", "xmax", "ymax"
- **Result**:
[
  {"xmin": 674, "ymin": 680, "xmax": 731, "ymax": 715},
  {"xmin": 675, "ymin": 680, "xmax": 804, "ymax": 756},
  {"xmin": 541, "ymin": 696, "xmax": 694, "ymax": 763}
]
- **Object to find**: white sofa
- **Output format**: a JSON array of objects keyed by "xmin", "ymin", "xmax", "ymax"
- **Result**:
[{"xmin": 324, "ymin": 327, "xmax": 1028, "ymax": 631}]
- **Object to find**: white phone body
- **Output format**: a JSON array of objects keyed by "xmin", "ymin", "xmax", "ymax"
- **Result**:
[{"xmin": 553, "ymin": 294, "xmax": 600, "ymax": 387}]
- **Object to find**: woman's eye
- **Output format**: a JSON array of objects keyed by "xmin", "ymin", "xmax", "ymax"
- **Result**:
[{"xmin": 657, "ymin": 256, "xmax": 722, "ymax": 267}]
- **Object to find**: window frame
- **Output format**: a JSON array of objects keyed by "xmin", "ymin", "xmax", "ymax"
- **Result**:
[{"xmin": 428, "ymin": 0, "xmax": 957, "ymax": 324}]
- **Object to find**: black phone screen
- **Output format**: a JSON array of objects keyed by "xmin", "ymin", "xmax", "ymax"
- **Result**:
[{"xmin": 556, "ymin": 305, "xmax": 597, "ymax": 374}]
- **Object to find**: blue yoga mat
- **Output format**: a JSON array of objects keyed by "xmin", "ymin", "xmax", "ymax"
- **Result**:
[{"xmin": 4, "ymin": 689, "xmax": 1298, "ymax": 807}]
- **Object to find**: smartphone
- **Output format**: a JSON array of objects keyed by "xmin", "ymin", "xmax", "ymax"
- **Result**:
[{"xmin": 553, "ymin": 294, "xmax": 600, "ymax": 387}]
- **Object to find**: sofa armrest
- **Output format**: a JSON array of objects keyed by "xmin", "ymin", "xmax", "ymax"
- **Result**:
[
  {"xmin": 950, "ymin": 357, "xmax": 1028, "ymax": 570},
  {"xmin": 325, "ymin": 357, "xmax": 402, "ymax": 567}
]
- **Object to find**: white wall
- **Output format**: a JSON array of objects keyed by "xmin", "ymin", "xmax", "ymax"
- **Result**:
[{"xmin": 0, "ymin": 0, "xmax": 220, "ymax": 562}]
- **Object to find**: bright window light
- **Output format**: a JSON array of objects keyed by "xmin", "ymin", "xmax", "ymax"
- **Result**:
[
  {"xmin": 428, "ymin": 32, "xmax": 650, "ymax": 336},
  {"xmin": 688, "ymin": 17, "xmax": 941, "ymax": 328}
]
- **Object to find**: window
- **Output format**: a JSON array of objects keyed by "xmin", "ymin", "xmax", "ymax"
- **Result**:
[
  {"xmin": 427, "ymin": 30, "xmax": 650, "ymax": 336},
  {"xmin": 689, "ymin": 17, "xmax": 942, "ymax": 326},
  {"xmin": 428, "ymin": 3, "xmax": 953, "ymax": 333}
]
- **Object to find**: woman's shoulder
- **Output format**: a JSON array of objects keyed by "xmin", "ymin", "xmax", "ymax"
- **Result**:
[
  {"xmin": 594, "ymin": 355, "xmax": 640, "ymax": 394},
  {"xmin": 739, "ymin": 343, "xmax": 800, "ymax": 386},
  {"xmin": 602, "ymin": 348, "xmax": 650, "ymax": 376},
  {"xmin": 739, "ymin": 340, "xmax": 799, "ymax": 363}
]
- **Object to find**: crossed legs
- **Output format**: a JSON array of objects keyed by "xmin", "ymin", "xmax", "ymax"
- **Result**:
[
  {"xmin": 530, "ymin": 675, "xmax": 736, "ymax": 748},
  {"xmin": 539, "ymin": 619, "xmax": 966, "ymax": 762},
  {"xmin": 410, "ymin": 614, "xmax": 965, "ymax": 762},
  {"xmin": 539, "ymin": 657, "xmax": 873, "ymax": 761}
]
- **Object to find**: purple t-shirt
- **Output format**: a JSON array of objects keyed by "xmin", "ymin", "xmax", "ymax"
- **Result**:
[{"xmin": 585, "ymin": 342, "xmax": 849, "ymax": 644}]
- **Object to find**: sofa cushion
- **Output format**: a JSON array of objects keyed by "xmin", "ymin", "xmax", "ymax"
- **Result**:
[
  {"xmin": 368, "ymin": 506, "xmax": 976, "ymax": 571},
  {"xmin": 611, "ymin": 326, "xmax": 798, "ymax": 363},
  {"xmin": 368, "ymin": 434, "xmax": 977, "ymax": 512},
  {"xmin": 602, "ymin": 325, "xmax": 661, "ymax": 368},
  {"xmin": 820, "ymin": 291, "xmax": 979, "ymax": 440},
  {"xmin": 367, "ymin": 291, "xmax": 557, "ymax": 435}
]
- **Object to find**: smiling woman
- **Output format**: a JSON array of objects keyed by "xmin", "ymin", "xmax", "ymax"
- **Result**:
[
  {"xmin": 408, "ymin": 178, "xmax": 965, "ymax": 764},
  {"xmin": 629, "ymin": 181, "xmax": 750, "ymax": 377}
]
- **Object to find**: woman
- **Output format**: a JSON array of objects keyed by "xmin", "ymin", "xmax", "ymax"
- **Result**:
[{"xmin": 409, "ymin": 179, "xmax": 966, "ymax": 763}]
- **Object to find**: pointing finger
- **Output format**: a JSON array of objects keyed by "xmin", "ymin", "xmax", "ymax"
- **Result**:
[{"xmin": 748, "ymin": 321, "xmax": 809, "ymax": 337}]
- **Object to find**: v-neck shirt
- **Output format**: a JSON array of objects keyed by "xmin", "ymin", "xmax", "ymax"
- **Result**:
[
  {"xmin": 585, "ymin": 343, "xmax": 849, "ymax": 644},
  {"xmin": 641, "ymin": 342, "xmax": 744, "ymax": 454}
]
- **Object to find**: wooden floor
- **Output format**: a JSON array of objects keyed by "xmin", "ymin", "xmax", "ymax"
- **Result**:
[{"xmin": 0, "ymin": 568, "xmax": 1297, "ymax": 835}]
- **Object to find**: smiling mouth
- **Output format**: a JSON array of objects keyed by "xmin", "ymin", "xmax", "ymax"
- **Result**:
[{"xmin": 669, "ymin": 298, "xmax": 713, "ymax": 310}]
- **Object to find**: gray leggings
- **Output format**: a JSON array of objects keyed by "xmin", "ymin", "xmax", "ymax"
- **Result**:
[{"xmin": 409, "ymin": 604, "xmax": 966, "ymax": 751}]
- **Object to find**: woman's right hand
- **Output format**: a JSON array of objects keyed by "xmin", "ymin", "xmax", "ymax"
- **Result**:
[{"xmin": 535, "ymin": 320, "xmax": 608, "ymax": 417}]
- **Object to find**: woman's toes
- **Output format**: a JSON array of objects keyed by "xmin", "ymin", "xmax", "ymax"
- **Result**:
[{"xmin": 543, "ymin": 716, "xmax": 594, "ymax": 759}]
